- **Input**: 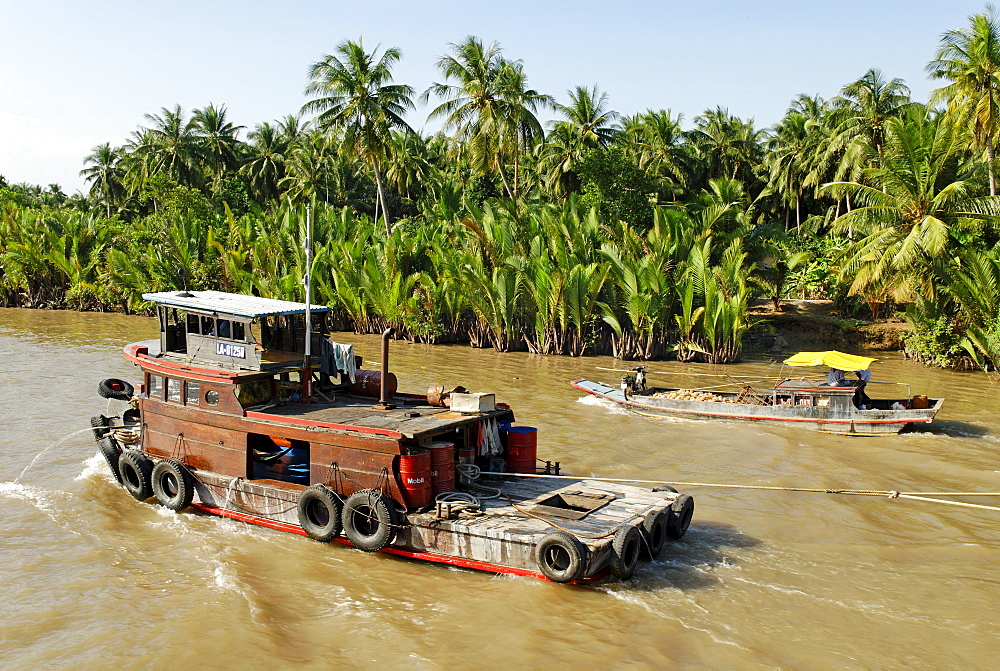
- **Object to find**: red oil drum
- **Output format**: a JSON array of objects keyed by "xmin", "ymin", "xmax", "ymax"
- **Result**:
[
  {"xmin": 505, "ymin": 426, "xmax": 538, "ymax": 474},
  {"xmin": 348, "ymin": 370, "xmax": 398, "ymax": 398},
  {"xmin": 426, "ymin": 441, "xmax": 456, "ymax": 495},
  {"xmin": 397, "ymin": 449, "xmax": 432, "ymax": 508}
]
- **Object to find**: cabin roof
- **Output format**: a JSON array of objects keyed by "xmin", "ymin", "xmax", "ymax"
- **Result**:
[{"xmin": 142, "ymin": 290, "xmax": 331, "ymax": 318}]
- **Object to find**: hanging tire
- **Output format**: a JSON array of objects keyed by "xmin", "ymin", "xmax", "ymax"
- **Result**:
[
  {"xmin": 666, "ymin": 494, "xmax": 694, "ymax": 540},
  {"xmin": 610, "ymin": 523, "xmax": 642, "ymax": 579},
  {"xmin": 98, "ymin": 378, "xmax": 134, "ymax": 401},
  {"xmin": 640, "ymin": 510, "xmax": 669, "ymax": 560},
  {"xmin": 90, "ymin": 415, "xmax": 111, "ymax": 439},
  {"xmin": 534, "ymin": 531, "xmax": 587, "ymax": 583},
  {"xmin": 152, "ymin": 458, "xmax": 195, "ymax": 511},
  {"xmin": 119, "ymin": 449, "xmax": 154, "ymax": 501},
  {"xmin": 342, "ymin": 489, "xmax": 397, "ymax": 552},
  {"xmin": 96, "ymin": 436, "xmax": 123, "ymax": 484},
  {"xmin": 298, "ymin": 485, "xmax": 343, "ymax": 541}
]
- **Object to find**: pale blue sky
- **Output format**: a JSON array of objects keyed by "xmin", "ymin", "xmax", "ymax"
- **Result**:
[{"xmin": 0, "ymin": 0, "xmax": 990, "ymax": 193}]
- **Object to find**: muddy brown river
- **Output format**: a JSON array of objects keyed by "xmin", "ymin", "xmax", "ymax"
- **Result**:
[{"xmin": 2, "ymin": 307, "xmax": 999, "ymax": 667}]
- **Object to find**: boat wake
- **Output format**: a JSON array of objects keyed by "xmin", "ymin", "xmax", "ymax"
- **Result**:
[{"xmin": 576, "ymin": 394, "xmax": 631, "ymax": 416}]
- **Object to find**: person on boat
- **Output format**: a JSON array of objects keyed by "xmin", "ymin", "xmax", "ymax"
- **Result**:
[
  {"xmin": 853, "ymin": 368, "xmax": 871, "ymax": 408},
  {"xmin": 825, "ymin": 368, "xmax": 847, "ymax": 386}
]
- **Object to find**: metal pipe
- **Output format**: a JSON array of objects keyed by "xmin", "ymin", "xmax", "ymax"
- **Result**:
[{"xmin": 379, "ymin": 327, "xmax": 395, "ymax": 408}]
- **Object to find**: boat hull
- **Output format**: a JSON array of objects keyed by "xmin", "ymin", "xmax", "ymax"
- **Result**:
[{"xmin": 572, "ymin": 379, "xmax": 942, "ymax": 436}]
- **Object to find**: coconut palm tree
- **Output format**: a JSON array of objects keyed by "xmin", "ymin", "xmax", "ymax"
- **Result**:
[
  {"xmin": 554, "ymin": 85, "xmax": 619, "ymax": 149},
  {"xmin": 928, "ymin": 4, "xmax": 1000, "ymax": 196},
  {"xmin": 690, "ymin": 107, "xmax": 765, "ymax": 190},
  {"xmin": 823, "ymin": 110, "xmax": 1000, "ymax": 308},
  {"xmin": 423, "ymin": 36, "xmax": 551, "ymax": 200},
  {"xmin": 133, "ymin": 105, "xmax": 206, "ymax": 190},
  {"xmin": 192, "ymin": 103, "xmax": 245, "ymax": 193},
  {"xmin": 302, "ymin": 39, "xmax": 414, "ymax": 234},
  {"xmin": 80, "ymin": 142, "xmax": 125, "ymax": 217},
  {"xmin": 241, "ymin": 121, "xmax": 290, "ymax": 202}
]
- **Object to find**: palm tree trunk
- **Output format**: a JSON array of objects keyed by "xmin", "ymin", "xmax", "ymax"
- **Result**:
[
  {"xmin": 987, "ymin": 141, "xmax": 996, "ymax": 197},
  {"xmin": 496, "ymin": 154, "xmax": 515, "ymax": 200},
  {"xmin": 372, "ymin": 161, "xmax": 391, "ymax": 236}
]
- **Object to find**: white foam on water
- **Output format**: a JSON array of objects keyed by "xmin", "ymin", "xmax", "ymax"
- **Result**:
[
  {"xmin": 210, "ymin": 559, "xmax": 263, "ymax": 623},
  {"xmin": 74, "ymin": 453, "xmax": 111, "ymax": 482},
  {"xmin": 576, "ymin": 394, "xmax": 630, "ymax": 415},
  {"xmin": 0, "ymin": 480, "xmax": 84, "ymax": 537}
]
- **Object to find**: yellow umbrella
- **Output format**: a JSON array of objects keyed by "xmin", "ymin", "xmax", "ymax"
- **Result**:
[{"xmin": 783, "ymin": 350, "xmax": 876, "ymax": 371}]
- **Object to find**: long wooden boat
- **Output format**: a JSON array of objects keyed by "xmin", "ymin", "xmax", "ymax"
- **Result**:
[
  {"xmin": 90, "ymin": 290, "xmax": 694, "ymax": 583},
  {"xmin": 572, "ymin": 366, "xmax": 943, "ymax": 436}
]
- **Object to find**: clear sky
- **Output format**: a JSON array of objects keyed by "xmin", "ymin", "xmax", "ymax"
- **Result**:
[{"xmin": 0, "ymin": 0, "xmax": 991, "ymax": 194}]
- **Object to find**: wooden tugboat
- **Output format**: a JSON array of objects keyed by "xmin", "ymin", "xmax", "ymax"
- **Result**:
[
  {"xmin": 573, "ymin": 351, "xmax": 943, "ymax": 436},
  {"xmin": 91, "ymin": 290, "xmax": 694, "ymax": 583}
]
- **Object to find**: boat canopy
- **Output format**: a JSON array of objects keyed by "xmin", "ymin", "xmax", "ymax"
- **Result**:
[
  {"xmin": 142, "ymin": 290, "xmax": 330, "ymax": 318},
  {"xmin": 783, "ymin": 350, "xmax": 876, "ymax": 371}
]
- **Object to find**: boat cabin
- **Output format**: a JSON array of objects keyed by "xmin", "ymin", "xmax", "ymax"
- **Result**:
[
  {"xmin": 771, "ymin": 378, "xmax": 860, "ymax": 410},
  {"xmin": 144, "ymin": 290, "xmax": 331, "ymax": 372}
]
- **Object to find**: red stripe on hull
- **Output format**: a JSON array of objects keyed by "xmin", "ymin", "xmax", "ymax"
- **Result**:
[{"xmin": 189, "ymin": 501, "xmax": 596, "ymax": 583}]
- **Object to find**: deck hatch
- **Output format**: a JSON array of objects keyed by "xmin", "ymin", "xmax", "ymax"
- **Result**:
[{"xmin": 525, "ymin": 490, "xmax": 614, "ymax": 520}]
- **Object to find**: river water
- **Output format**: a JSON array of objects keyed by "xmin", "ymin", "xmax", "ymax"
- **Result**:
[{"xmin": 2, "ymin": 307, "xmax": 999, "ymax": 668}]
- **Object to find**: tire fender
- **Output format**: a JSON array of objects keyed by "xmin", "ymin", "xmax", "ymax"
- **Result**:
[
  {"xmin": 666, "ymin": 494, "xmax": 694, "ymax": 540},
  {"xmin": 98, "ymin": 378, "xmax": 135, "ymax": 401},
  {"xmin": 119, "ymin": 449, "xmax": 154, "ymax": 501},
  {"xmin": 342, "ymin": 489, "xmax": 397, "ymax": 552},
  {"xmin": 151, "ymin": 458, "xmax": 195, "ymax": 511},
  {"xmin": 96, "ymin": 436, "xmax": 123, "ymax": 484},
  {"xmin": 90, "ymin": 415, "xmax": 110, "ymax": 439},
  {"xmin": 610, "ymin": 522, "xmax": 642, "ymax": 579},
  {"xmin": 298, "ymin": 485, "xmax": 343, "ymax": 541},
  {"xmin": 640, "ymin": 509, "xmax": 669, "ymax": 560},
  {"xmin": 534, "ymin": 531, "xmax": 587, "ymax": 583}
]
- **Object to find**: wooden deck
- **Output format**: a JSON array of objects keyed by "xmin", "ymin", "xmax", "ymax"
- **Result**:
[{"xmin": 251, "ymin": 393, "xmax": 513, "ymax": 439}]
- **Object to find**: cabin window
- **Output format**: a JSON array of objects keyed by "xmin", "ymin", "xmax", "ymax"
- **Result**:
[
  {"xmin": 217, "ymin": 319, "xmax": 231, "ymax": 339},
  {"xmin": 238, "ymin": 380, "xmax": 272, "ymax": 407},
  {"xmin": 816, "ymin": 396, "xmax": 831, "ymax": 408},
  {"xmin": 186, "ymin": 382, "xmax": 200, "ymax": 405},
  {"xmin": 166, "ymin": 378, "xmax": 182, "ymax": 403},
  {"xmin": 232, "ymin": 321, "xmax": 246, "ymax": 342},
  {"xmin": 148, "ymin": 375, "xmax": 163, "ymax": 399},
  {"xmin": 187, "ymin": 313, "xmax": 201, "ymax": 335},
  {"xmin": 795, "ymin": 395, "xmax": 812, "ymax": 407},
  {"xmin": 205, "ymin": 389, "xmax": 220, "ymax": 405},
  {"xmin": 776, "ymin": 394, "xmax": 792, "ymax": 406},
  {"xmin": 201, "ymin": 315, "xmax": 215, "ymax": 336}
]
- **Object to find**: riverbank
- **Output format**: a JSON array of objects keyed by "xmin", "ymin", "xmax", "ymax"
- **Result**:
[{"xmin": 747, "ymin": 299, "xmax": 908, "ymax": 353}]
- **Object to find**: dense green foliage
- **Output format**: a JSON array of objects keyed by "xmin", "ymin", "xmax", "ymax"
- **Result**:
[{"xmin": 4, "ymin": 15, "xmax": 1000, "ymax": 370}]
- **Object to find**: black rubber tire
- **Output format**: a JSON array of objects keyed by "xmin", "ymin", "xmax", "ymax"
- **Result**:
[
  {"xmin": 666, "ymin": 494, "xmax": 695, "ymax": 540},
  {"xmin": 640, "ymin": 510, "xmax": 669, "ymax": 560},
  {"xmin": 610, "ymin": 523, "xmax": 642, "ymax": 579},
  {"xmin": 342, "ymin": 489, "xmax": 397, "ymax": 552},
  {"xmin": 298, "ymin": 485, "xmax": 343, "ymax": 541},
  {"xmin": 151, "ymin": 458, "xmax": 195, "ymax": 511},
  {"xmin": 96, "ymin": 436, "xmax": 123, "ymax": 484},
  {"xmin": 119, "ymin": 449, "xmax": 154, "ymax": 501},
  {"xmin": 90, "ymin": 415, "xmax": 110, "ymax": 439},
  {"xmin": 534, "ymin": 531, "xmax": 587, "ymax": 583},
  {"xmin": 98, "ymin": 378, "xmax": 134, "ymax": 401}
]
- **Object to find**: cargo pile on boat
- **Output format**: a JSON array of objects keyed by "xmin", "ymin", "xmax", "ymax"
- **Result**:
[{"xmin": 650, "ymin": 390, "xmax": 735, "ymax": 403}]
